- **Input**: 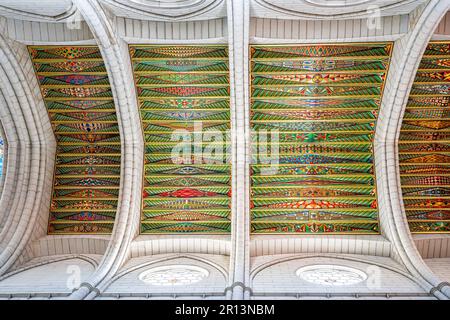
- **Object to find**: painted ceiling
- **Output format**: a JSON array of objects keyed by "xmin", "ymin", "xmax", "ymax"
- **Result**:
[
  {"xmin": 24, "ymin": 43, "xmax": 403, "ymax": 235},
  {"xmin": 250, "ymin": 43, "xmax": 392, "ymax": 233},
  {"xmin": 129, "ymin": 45, "xmax": 231, "ymax": 234},
  {"xmin": 399, "ymin": 41, "xmax": 450, "ymax": 233},
  {"xmin": 29, "ymin": 46, "xmax": 121, "ymax": 234}
]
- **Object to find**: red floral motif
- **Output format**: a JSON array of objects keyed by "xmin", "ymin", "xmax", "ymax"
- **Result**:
[
  {"xmin": 159, "ymin": 188, "xmax": 217, "ymax": 198},
  {"xmin": 266, "ymin": 200, "xmax": 359, "ymax": 209}
]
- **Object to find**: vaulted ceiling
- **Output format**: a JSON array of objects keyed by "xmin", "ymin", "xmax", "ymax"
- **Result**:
[{"xmin": 0, "ymin": 0, "xmax": 449, "ymax": 300}]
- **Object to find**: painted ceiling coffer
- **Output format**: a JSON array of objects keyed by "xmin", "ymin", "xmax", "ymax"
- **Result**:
[
  {"xmin": 29, "ymin": 46, "xmax": 121, "ymax": 234},
  {"xmin": 250, "ymin": 43, "xmax": 392, "ymax": 234},
  {"xmin": 399, "ymin": 41, "xmax": 450, "ymax": 233},
  {"xmin": 129, "ymin": 45, "xmax": 231, "ymax": 234}
]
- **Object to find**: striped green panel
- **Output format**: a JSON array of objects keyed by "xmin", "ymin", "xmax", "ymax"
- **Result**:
[
  {"xmin": 130, "ymin": 45, "xmax": 231, "ymax": 234},
  {"xmin": 28, "ymin": 46, "xmax": 120, "ymax": 235},
  {"xmin": 399, "ymin": 41, "xmax": 450, "ymax": 233},
  {"xmin": 250, "ymin": 43, "xmax": 392, "ymax": 234}
]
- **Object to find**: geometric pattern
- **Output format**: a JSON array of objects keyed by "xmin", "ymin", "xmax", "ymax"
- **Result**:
[
  {"xmin": 28, "ymin": 46, "xmax": 120, "ymax": 234},
  {"xmin": 129, "ymin": 46, "xmax": 231, "ymax": 233},
  {"xmin": 399, "ymin": 41, "xmax": 450, "ymax": 233},
  {"xmin": 250, "ymin": 44, "xmax": 392, "ymax": 233}
]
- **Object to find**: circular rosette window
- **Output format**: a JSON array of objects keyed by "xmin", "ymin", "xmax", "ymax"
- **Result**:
[
  {"xmin": 305, "ymin": 0, "xmax": 371, "ymax": 6},
  {"xmin": 138, "ymin": 265, "xmax": 209, "ymax": 286},
  {"xmin": 296, "ymin": 264, "xmax": 367, "ymax": 286}
]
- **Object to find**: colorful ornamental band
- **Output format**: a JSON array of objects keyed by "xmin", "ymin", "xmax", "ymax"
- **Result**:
[
  {"xmin": 29, "ymin": 46, "xmax": 121, "ymax": 234},
  {"xmin": 129, "ymin": 45, "xmax": 231, "ymax": 234},
  {"xmin": 399, "ymin": 41, "xmax": 450, "ymax": 233},
  {"xmin": 250, "ymin": 43, "xmax": 392, "ymax": 234}
]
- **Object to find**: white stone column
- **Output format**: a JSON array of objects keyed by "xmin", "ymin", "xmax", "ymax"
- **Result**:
[
  {"xmin": 0, "ymin": 34, "xmax": 55, "ymax": 275},
  {"xmin": 70, "ymin": 0, "xmax": 144, "ymax": 299},
  {"xmin": 226, "ymin": 0, "xmax": 251, "ymax": 300},
  {"xmin": 375, "ymin": 0, "xmax": 450, "ymax": 299}
]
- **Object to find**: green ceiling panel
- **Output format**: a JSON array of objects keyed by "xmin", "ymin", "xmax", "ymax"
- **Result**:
[
  {"xmin": 250, "ymin": 43, "xmax": 392, "ymax": 234},
  {"xmin": 29, "ymin": 46, "xmax": 120, "ymax": 234},
  {"xmin": 130, "ymin": 45, "xmax": 231, "ymax": 234},
  {"xmin": 399, "ymin": 41, "xmax": 450, "ymax": 233}
]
